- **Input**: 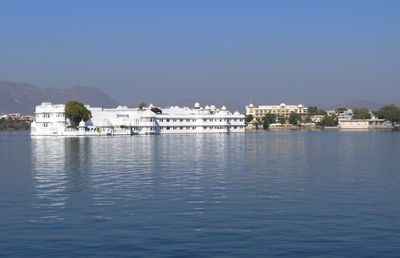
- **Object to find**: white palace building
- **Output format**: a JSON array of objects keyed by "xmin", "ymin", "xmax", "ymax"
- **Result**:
[{"xmin": 31, "ymin": 102, "xmax": 245, "ymax": 136}]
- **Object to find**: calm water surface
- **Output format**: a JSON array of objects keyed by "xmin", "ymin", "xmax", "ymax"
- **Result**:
[{"xmin": 1, "ymin": 131, "xmax": 400, "ymax": 257}]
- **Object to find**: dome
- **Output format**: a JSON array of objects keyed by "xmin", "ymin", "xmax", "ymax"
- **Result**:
[
  {"xmin": 79, "ymin": 120, "xmax": 86, "ymax": 127},
  {"xmin": 249, "ymin": 103, "xmax": 254, "ymax": 108},
  {"xmin": 298, "ymin": 104, "xmax": 303, "ymax": 108},
  {"xmin": 205, "ymin": 105, "xmax": 210, "ymax": 110},
  {"xmin": 221, "ymin": 106, "xmax": 227, "ymax": 111},
  {"xmin": 148, "ymin": 103, "xmax": 155, "ymax": 109},
  {"xmin": 194, "ymin": 102, "xmax": 200, "ymax": 108},
  {"xmin": 280, "ymin": 103, "xmax": 286, "ymax": 107},
  {"xmin": 210, "ymin": 105, "xmax": 216, "ymax": 110}
]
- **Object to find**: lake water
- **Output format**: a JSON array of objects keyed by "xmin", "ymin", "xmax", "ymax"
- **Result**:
[{"xmin": 1, "ymin": 131, "xmax": 400, "ymax": 257}]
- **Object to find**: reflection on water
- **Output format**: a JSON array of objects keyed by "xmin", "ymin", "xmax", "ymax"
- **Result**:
[
  {"xmin": 31, "ymin": 134, "xmax": 239, "ymax": 221},
  {"xmin": 31, "ymin": 137, "xmax": 68, "ymax": 220},
  {"xmin": 5, "ymin": 131, "xmax": 400, "ymax": 257}
]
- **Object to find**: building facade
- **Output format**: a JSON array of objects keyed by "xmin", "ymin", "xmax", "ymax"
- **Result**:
[
  {"xmin": 31, "ymin": 102, "xmax": 245, "ymax": 136},
  {"xmin": 31, "ymin": 102, "xmax": 67, "ymax": 135},
  {"xmin": 336, "ymin": 109, "xmax": 393, "ymax": 129},
  {"xmin": 338, "ymin": 118, "xmax": 393, "ymax": 129},
  {"xmin": 245, "ymin": 103, "xmax": 308, "ymax": 120}
]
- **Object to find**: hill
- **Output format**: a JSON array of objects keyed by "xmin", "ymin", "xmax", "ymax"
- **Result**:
[
  {"xmin": 0, "ymin": 81, "xmax": 119, "ymax": 114},
  {"xmin": 331, "ymin": 99, "xmax": 386, "ymax": 111}
]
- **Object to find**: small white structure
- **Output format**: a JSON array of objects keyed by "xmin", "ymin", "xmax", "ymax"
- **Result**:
[
  {"xmin": 337, "ymin": 109, "xmax": 393, "ymax": 130},
  {"xmin": 338, "ymin": 118, "xmax": 393, "ymax": 130},
  {"xmin": 310, "ymin": 115, "xmax": 325, "ymax": 123},
  {"xmin": 31, "ymin": 102, "xmax": 245, "ymax": 136},
  {"xmin": 337, "ymin": 109, "xmax": 353, "ymax": 122}
]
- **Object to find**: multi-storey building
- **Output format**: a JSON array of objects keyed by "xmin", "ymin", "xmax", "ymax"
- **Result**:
[
  {"xmin": 31, "ymin": 102, "xmax": 245, "ymax": 136},
  {"xmin": 31, "ymin": 102, "xmax": 67, "ymax": 135},
  {"xmin": 245, "ymin": 103, "xmax": 308, "ymax": 119}
]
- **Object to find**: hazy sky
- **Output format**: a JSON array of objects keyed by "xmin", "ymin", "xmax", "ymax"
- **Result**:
[{"xmin": 0, "ymin": 0, "xmax": 399, "ymax": 108}]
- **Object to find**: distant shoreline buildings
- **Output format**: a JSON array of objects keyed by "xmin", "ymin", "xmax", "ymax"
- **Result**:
[
  {"xmin": 336, "ymin": 109, "xmax": 392, "ymax": 129},
  {"xmin": 244, "ymin": 103, "xmax": 394, "ymax": 130},
  {"xmin": 2, "ymin": 101, "xmax": 394, "ymax": 134},
  {"xmin": 31, "ymin": 102, "xmax": 245, "ymax": 136}
]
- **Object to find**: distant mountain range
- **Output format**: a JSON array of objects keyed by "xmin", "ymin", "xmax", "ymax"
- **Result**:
[
  {"xmin": 330, "ymin": 99, "xmax": 388, "ymax": 111},
  {"xmin": 0, "ymin": 81, "xmax": 119, "ymax": 114}
]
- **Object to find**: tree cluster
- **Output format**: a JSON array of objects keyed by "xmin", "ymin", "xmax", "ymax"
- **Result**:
[
  {"xmin": 320, "ymin": 115, "xmax": 338, "ymax": 127},
  {"xmin": 374, "ymin": 104, "xmax": 400, "ymax": 126},
  {"xmin": 262, "ymin": 113, "xmax": 276, "ymax": 129},
  {"xmin": 307, "ymin": 106, "xmax": 326, "ymax": 116},
  {"xmin": 0, "ymin": 118, "xmax": 31, "ymax": 131},
  {"xmin": 65, "ymin": 101, "xmax": 92, "ymax": 127},
  {"xmin": 289, "ymin": 112, "xmax": 302, "ymax": 126},
  {"xmin": 352, "ymin": 108, "xmax": 371, "ymax": 119},
  {"xmin": 245, "ymin": 114, "xmax": 254, "ymax": 124}
]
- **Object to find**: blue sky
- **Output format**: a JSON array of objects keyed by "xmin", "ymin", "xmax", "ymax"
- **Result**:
[{"xmin": 0, "ymin": 0, "xmax": 399, "ymax": 108}]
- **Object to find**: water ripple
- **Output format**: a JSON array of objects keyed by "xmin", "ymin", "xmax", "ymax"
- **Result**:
[{"xmin": 1, "ymin": 131, "xmax": 400, "ymax": 257}]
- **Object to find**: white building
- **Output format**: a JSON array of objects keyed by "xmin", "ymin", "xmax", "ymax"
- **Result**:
[
  {"xmin": 157, "ymin": 104, "xmax": 244, "ymax": 134},
  {"xmin": 337, "ymin": 109, "xmax": 393, "ymax": 130},
  {"xmin": 31, "ymin": 102, "xmax": 245, "ymax": 136},
  {"xmin": 30, "ymin": 102, "xmax": 67, "ymax": 136},
  {"xmin": 337, "ymin": 109, "xmax": 353, "ymax": 122},
  {"xmin": 338, "ymin": 118, "xmax": 393, "ymax": 130},
  {"xmin": 245, "ymin": 103, "xmax": 308, "ymax": 119}
]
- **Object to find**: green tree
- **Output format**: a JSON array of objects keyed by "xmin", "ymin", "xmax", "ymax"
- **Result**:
[
  {"xmin": 278, "ymin": 116, "xmax": 286, "ymax": 125},
  {"xmin": 352, "ymin": 108, "xmax": 371, "ymax": 119},
  {"xmin": 375, "ymin": 104, "xmax": 400, "ymax": 126},
  {"xmin": 321, "ymin": 115, "xmax": 338, "ymax": 127},
  {"xmin": 0, "ymin": 118, "xmax": 31, "ymax": 131},
  {"xmin": 288, "ymin": 112, "xmax": 301, "ymax": 126},
  {"xmin": 253, "ymin": 118, "xmax": 263, "ymax": 129},
  {"xmin": 263, "ymin": 113, "xmax": 276, "ymax": 129},
  {"xmin": 65, "ymin": 101, "xmax": 92, "ymax": 127},
  {"xmin": 307, "ymin": 106, "xmax": 326, "ymax": 116},
  {"xmin": 245, "ymin": 114, "xmax": 254, "ymax": 124},
  {"xmin": 138, "ymin": 102, "xmax": 147, "ymax": 110}
]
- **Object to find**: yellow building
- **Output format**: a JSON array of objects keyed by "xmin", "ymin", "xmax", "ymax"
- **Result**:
[{"xmin": 245, "ymin": 103, "xmax": 308, "ymax": 119}]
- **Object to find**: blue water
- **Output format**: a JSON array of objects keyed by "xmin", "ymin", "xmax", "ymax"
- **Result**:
[{"xmin": 1, "ymin": 131, "xmax": 400, "ymax": 257}]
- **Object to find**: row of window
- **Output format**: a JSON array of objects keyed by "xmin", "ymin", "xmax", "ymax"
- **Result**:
[
  {"xmin": 160, "ymin": 119, "xmax": 196, "ymax": 122},
  {"xmin": 161, "ymin": 126, "xmax": 244, "ymax": 130},
  {"xmin": 40, "ymin": 122, "xmax": 64, "ymax": 127},
  {"xmin": 36, "ymin": 113, "xmax": 65, "ymax": 118},
  {"xmin": 254, "ymin": 110, "xmax": 305, "ymax": 114},
  {"xmin": 159, "ymin": 118, "xmax": 243, "ymax": 123},
  {"xmin": 141, "ymin": 118, "xmax": 155, "ymax": 122},
  {"xmin": 163, "ymin": 127, "xmax": 197, "ymax": 130}
]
